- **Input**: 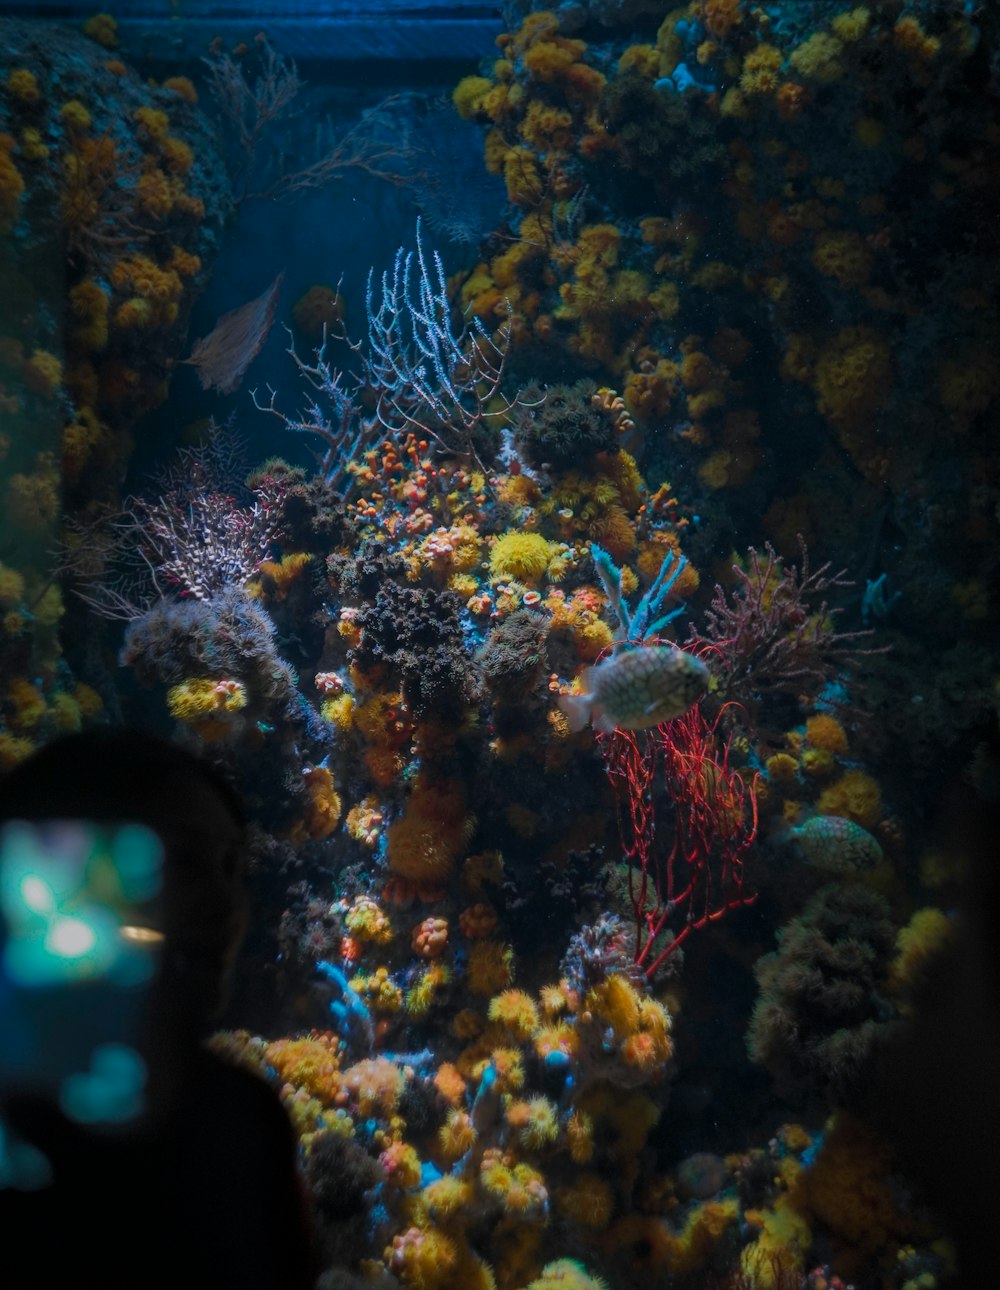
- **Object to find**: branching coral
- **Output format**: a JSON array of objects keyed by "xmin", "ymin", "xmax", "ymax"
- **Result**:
[
  {"xmin": 688, "ymin": 537, "xmax": 879, "ymax": 722},
  {"xmin": 353, "ymin": 581, "xmax": 479, "ymax": 721}
]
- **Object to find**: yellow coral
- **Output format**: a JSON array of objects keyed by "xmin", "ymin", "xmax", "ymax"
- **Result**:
[
  {"xmin": 487, "ymin": 989, "xmax": 539, "ymax": 1039},
  {"xmin": 134, "ymin": 106, "xmax": 169, "ymax": 140},
  {"xmin": 386, "ymin": 777, "xmax": 473, "ymax": 882},
  {"xmin": 405, "ymin": 961, "xmax": 451, "ymax": 1018},
  {"xmin": 894, "ymin": 15, "xmax": 940, "ymax": 60},
  {"xmin": 438, "ymin": 1108, "xmax": 477, "ymax": 1160},
  {"xmin": 587, "ymin": 974, "xmax": 640, "ymax": 1036},
  {"xmin": 801, "ymin": 748, "xmax": 835, "ymax": 777},
  {"xmin": 812, "ymin": 230, "xmax": 872, "ymax": 289},
  {"xmin": 351, "ymin": 966, "xmax": 403, "ymax": 1013},
  {"xmin": 321, "ymin": 693, "xmax": 355, "ymax": 729},
  {"xmin": 740, "ymin": 1195, "xmax": 810, "ymax": 1287},
  {"xmin": 386, "ymin": 1225, "xmax": 458, "ymax": 1288},
  {"xmin": 32, "ymin": 583, "xmax": 62, "ymax": 628},
  {"xmin": 167, "ymin": 677, "xmax": 247, "ymax": 721},
  {"xmin": 69, "ymin": 278, "xmax": 110, "ymax": 351},
  {"xmin": 5, "ymin": 455, "xmax": 60, "ymax": 536},
  {"xmin": 297, "ymin": 766, "xmax": 342, "ymax": 840},
  {"xmin": 0, "ymin": 134, "xmax": 26, "ymax": 230},
  {"xmin": 22, "ymin": 349, "xmax": 63, "ymax": 398},
  {"xmin": 525, "ymin": 1261, "xmax": 607, "ymax": 1290},
  {"xmin": 60, "ymin": 100, "xmax": 92, "ymax": 131},
  {"xmin": 453, "ymin": 75, "xmax": 494, "ymax": 119},
  {"xmin": 51, "ymin": 692, "xmax": 82, "ymax": 733},
  {"xmin": 765, "ymin": 752, "xmax": 799, "ymax": 782},
  {"xmin": 250, "ymin": 552, "xmax": 312, "ymax": 601},
  {"xmin": 114, "ymin": 297, "xmax": 154, "ymax": 330},
  {"xmin": 162, "ymin": 75, "xmax": 198, "ymax": 104},
  {"xmin": 0, "ymin": 562, "xmax": 25, "ymax": 608},
  {"xmin": 6, "ymin": 677, "xmax": 47, "ymax": 730},
  {"xmin": 814, "ymin": 325, "xmax": 892, "ymax": 432},
  {"xmin": 83, "ymin": 12, "xmax": 118, "ymax": 46},
  {"xmin": 489, "ymin": 531, "xmax": 557, "ymax": 583},
  {"xmin": 421, "ymin": 1174, "xmax": 473, "ymax": 1220},
  {"xmin": 832, "ymin": 7, "xmax": 870, "ymax": 41},
  {"xmin": 6, "ymin": 69, "xmax": 40, "ymax": 104},
  {"xmin": 465, "ymin": 940, "xmax": 513, "ymax": 994},
  {"xmin": 740, "ymin": 44, "xmax": 783, "ymax": 96},
  {"xmin": 160, "ymin": 135, "xmax": 194, "ymax": 175},
  {"xmin": 890, "ymin": 907, "xmax": 953, "ymax": 994},
  {"xmin": 789, "ymin": 31, "xmax": 844, "ymax": 83},
  {"xmin": 344, "ymin": 895, "xmax": 393, "ymax": 944},
  {"xmin": 817, "ymin": 768, "xmax": 881, "ymax": 829},
  {"xmin": 265, "ymin": 1034, "xmax": 341, "ymax": 1104},
  {"xmin": 698, "ymin": 450, "xmax": 733, "ymax": 490},
  {"xmin": 506, "ymin": 1095, "xmax": 560, "ymax": 1150},
  {"xmin": 804, "ymin": 713, "xmax": 848, "ymax": 754},
  {"xmin": 0, "ymin": 733, "xmax": 34, "ymax": 768},
  {"xmin": 19, "ymin": 127, "xmax": 49, "ymax": 161}
]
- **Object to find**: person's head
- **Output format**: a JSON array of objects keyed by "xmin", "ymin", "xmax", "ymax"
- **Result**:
[{"xmin": 0, "ymin": 727, "xmax": 250, "ymax": 1033}]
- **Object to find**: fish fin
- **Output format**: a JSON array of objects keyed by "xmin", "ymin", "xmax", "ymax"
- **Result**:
[
  {"xmin": 592, "ymin": 708, "xmax": 617, "ymax": 734},
  {"xmin": 558, "ymin": 692, "xmax": 592, "ymax": 733},
  {"xmin": 766, "ymin": 817, "xmax": 794, "ymax": 847}
]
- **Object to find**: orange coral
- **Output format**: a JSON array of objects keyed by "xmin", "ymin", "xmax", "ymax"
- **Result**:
[
  {"xmin": 387, "ymin": 777, "xmax": 473, "ymax": 882},
  {"xmin": 456, "ymin": 902, "xmax": 498, "ymax": 948},
  {"xmin": 341, "ymin": 1056, "xmax": 405, "ymax": 1116},
  {"xmin": 265, "ymin": 1033, "xmax": 341, "ymax": 1104},
  {"xmin": 412, "ymin": 916, "xmax": 449, "ymax": 958},
  {"xmin": 804, "ymin": 713, "xmax": 848, "ymax": 754},
  {"xmin": 701, "ymin": 0, "xmax": 743, "ymax": 41},
  {"xmin": 817, "ymin": 769, "xmax": 882, "ymax": 829}
]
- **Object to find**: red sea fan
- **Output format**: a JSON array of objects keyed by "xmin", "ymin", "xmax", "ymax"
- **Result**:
[{"xmin": 600, "ymin": 695, "xmax": 759, "ymax": 979}]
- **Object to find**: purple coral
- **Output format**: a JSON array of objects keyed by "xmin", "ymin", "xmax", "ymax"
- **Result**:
[{"xmin": 687, "ymin": 535, "xmax": 880, "ymax": 718}]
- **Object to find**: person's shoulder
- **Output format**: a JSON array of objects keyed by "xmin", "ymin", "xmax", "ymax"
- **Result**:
[{"xmin": 186, "ymin": 1046, "xmax": 296, "ymax": 1147}]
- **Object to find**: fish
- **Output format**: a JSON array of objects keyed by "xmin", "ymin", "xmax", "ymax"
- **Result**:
[
  {"xmin": 778, "ymin": 814, "xmax": 883, "ymax": 874},
  {"xmin": 558, "ymin": 643, "xmax": 710, "ymax": 734}
]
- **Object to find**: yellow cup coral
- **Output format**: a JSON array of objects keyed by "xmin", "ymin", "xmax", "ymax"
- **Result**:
[
  {"xmin": 506, "ymin": 1095, "xmax": 560, "ymax": 1150},
  {"xmin": 386, "ymin": 1226, "xmax": 458, "ymax": 1289},
  {"xmin": 490, "ymin": 531, "xmax": 558, "ymax": 583},
  {"xmin": 466, "ymin": 939, "xmax": 515, "ymax": 995},
  {"xmin": 487, "ymin": 988, "xmax": 539, "ymax": 1040},
  {"xmin": 817, "ymin": 768, "xmax": 882, "ymax": 829},
  {"xmin": 6, "ymin": 69, "xmax": 40, "ymax": 104}
]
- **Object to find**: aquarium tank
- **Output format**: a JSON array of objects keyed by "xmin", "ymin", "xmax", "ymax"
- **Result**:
[{"xmin": 0, "ymin": 0, "xmax": 998, "ymax": 1285}]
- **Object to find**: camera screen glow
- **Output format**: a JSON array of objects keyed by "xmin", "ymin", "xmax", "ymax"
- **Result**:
[{"xmin": 0, "ymin": 821, "xmax": 164, "ymax": 987}]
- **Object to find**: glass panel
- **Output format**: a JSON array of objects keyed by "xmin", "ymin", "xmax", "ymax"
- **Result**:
[{"xmin": 0, "ymin": 5, "xmax": 995, "ymax": 1286}]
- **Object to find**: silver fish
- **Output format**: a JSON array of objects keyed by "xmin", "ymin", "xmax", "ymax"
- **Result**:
[
  {"xmin": 787, "ymin": 815, "xmax": 883, "ymax": 874},
  {"xmin": 559, "ymin": 643, "xmax": 709, "ymax": 734}
]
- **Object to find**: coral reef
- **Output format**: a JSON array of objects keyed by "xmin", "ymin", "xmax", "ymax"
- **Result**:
[
  {"xmin": 8, "ymin": 4, "xmax": 998, "ymax": 1286},
  {"xmin": 747, "ymin": 884, "xmax": 897, "ymax": 1106}
]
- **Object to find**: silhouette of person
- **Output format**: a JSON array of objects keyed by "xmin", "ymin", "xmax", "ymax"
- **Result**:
[
  {"xmin": 0, "ymin": 728, "xmax": 315, "ymax": 1289},
  {"xmin": 866, "ymin": 722, "xmax": 1000, "ymax": 1290}
]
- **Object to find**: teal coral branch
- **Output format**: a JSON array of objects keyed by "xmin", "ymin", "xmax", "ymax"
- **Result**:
[{"xmin": 590, "ymin": 541, "xmax": 688, "ymax": 646}]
